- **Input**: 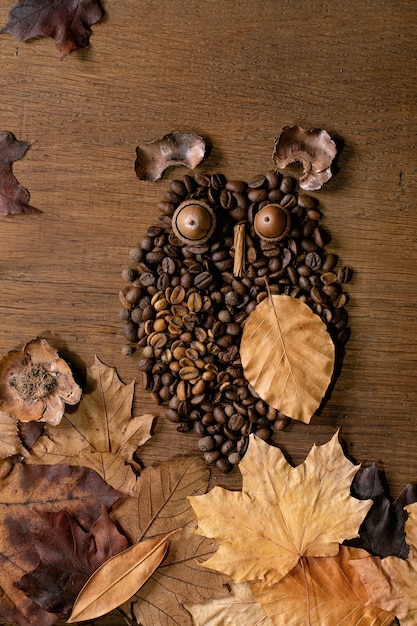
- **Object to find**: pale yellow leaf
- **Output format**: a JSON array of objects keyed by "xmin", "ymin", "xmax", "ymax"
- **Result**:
[
  {"xmin": 189, "ymin": 433, "xmax": 371, "ymax": 586},
  {"xmin": 25, "ymin": 356, "xmax": 156, "ymax": 494},
  {"xmin": 240, "ymin": 294, "xmax": 334, "ymax": 423},
  {"xmin": 352, "ymin": 502, "xmax": 417, "ymax": 625},
  {"xmin": 68, "ymin": 529, "xmax": 178, "ymax": 623},
  {"xmin": 251, "ymin": 546, "xmax": 394, "ymax": 626},
  {"xmin": 0, "ymin": 411, "xmax": 23, "ymax": 458},
  {"xmin": 185, "ymin": 581, "xmax": 274, "ymax": 626}
]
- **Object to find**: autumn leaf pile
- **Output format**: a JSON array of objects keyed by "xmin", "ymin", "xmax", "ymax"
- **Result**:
[{"xmin": 0, "ymin": 348, "xmax": 416, "ymax": 626}]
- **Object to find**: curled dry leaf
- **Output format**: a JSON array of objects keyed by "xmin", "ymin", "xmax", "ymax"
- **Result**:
[
  {"xmin": 190, "ymin": 433, "xmax": 372, "ymax": 587},
  {"xmin": 240, "ymin": 294, "xmax": 334, "ymax": 423},
  {"xmin": 251, "ymin": 547, "xmax": 394, "ymax": 626},
  {"xmin": 1, "ymin": 0, "xmax": 104, "ymax": 58},
  {"xmin": 273, "ymin": 125, "xmax": 337, "ymax": 190},
  {"xmin": 353, "ymin": 502, "xmax": 417, "ymax": 625},
  {"xmin": 0, "ymin": 338, "xmax": 81, "ymax": 425},
  {"xmin": 68, "ymin": 529, "xmax": 178, "ymax": 623},
  {"xmin": 135, "ymin": 131, "xmax": 207, "ymax": 181},
  {"xmin": 26, "ymin": 356, "xmax": 155, "ymax": 494},
  {"xmin": 0, "ymin": 131, "xmax": 40, "ymax": 215},
  {"xmin": 185, "ymin": 581, "xmax": 274, "ymax": 626}
]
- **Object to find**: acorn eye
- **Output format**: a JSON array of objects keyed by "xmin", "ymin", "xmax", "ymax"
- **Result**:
[
  {"xmin": 172, "ymin": 200, "xmax": 216, "ymax": 245},
  {"xmin": 254, "ymin": 203, "xmax": 291, "ymax": 242}
]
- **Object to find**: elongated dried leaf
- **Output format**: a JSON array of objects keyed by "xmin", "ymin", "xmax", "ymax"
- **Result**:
[
  {"xmin": 68, "ymin": 529, "xmax": 177, "ymax": 622},
  {"xmin": 251, "ymin": 547, "xmax": 394, "ymax": 626},
  {"xmin": 26, "ymin": 356, "xmax": 155, "ymax": 494},
  {"xmin": 0, "ymin": 411, "xmax": 24, "ymax": 458},
  {"xmin": 353, "ymin": 502, "xmax": 417, "ymax": 625},
  {"xmin": 185, "ymin": 581, "xmax": 274, "ymax": 626},
  {"xmin": 190, "ymin": 433, "xmax": 371, "ymax": 586},
  {"xmin": 240, "ymin": 294, "xmax": 335, "ymax": 423},
  {"xmin": 0, "ymin": 131, "xmax": 40, "ymax": 215}
]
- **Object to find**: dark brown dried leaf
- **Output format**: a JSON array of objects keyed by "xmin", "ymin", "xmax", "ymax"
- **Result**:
[
  {"xmin": 1, "ymin": 0, "xmax": 104, "ymax": 57},
  {"xmin": 0, "ymin": 132, "xmax": 40, "ymax": 216}
]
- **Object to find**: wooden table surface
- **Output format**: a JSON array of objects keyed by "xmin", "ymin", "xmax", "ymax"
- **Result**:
[{"xmin": 0, "ymin": 1, "xmax": 416, "ymax": 622}]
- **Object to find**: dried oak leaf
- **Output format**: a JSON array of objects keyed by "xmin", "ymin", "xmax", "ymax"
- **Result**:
[
  {"xmin": 345, "ymin": 464, "xmax": 417, "ymax": 559},
  {"xmin": 0, "ymin": 337, "xmax": 81, "ymax": 425},
  {"xmin": 1, "ymin": 0, "xmax": 104, "ymax": 58},
  {"xmin": 26, "ymin": 356, "xmax": 156, "ymax": 494},
  {"xmin": 0, "ymin": 131, "xmax": 40, "ymax": 215},
  {"xmin": 251, "ymin": 546, "xmax": 394, "ymax": 626},
  {"xmin": 0, "ymin": 410, "xmax": 24, "ymax": 458},
  {"xmin": 0, "ymin": 462, "xmax": 122, "ymax": 626},
  {"xmin": 185, "ymin": 581, "xmax": 274, "ymax": 626},
  {"xmin": 112, "ymin": 455, "xmax": 230, "ymax": 626},
  {"xmin": 353, "ymin": 502, "xmax": 417, "ymax": 625},
  {"xmin": 240, "ymin": 294, "xmax": 335, "ymax": 423},
  {"xmin": 16, "ymin": 507, "xmax": 129, "ymax": 617},
  {"xmin": 189, "ymin": 432, "xmax": 372, "ymax": 587}
]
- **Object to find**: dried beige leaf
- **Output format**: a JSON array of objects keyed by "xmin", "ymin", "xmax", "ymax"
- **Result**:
[
  {"xmin": 0, "ymin": 411, "xmax": 23, "ymax": 458},
  {"xmin": 26, "ymin": 356, "xmax": 155, "ymax": 494},
  {"xmin": 185, "ymin": 581, "xmax": 274, "ymax": 626},
  {"xmin": 68, "ymin": 529, "xmax": 178, "ymax": 623},
  {"xmin": 352, "ymin": 502, "xmax": 417, "ymax": 625},
  {"xmin": 240, "ymin": 294, "xmax": 334, "ymax": 423},
  {"xmin": 251, "ymin": 547, "xmax": 394, "ymax": 626},
  {"xmin": 190, "ymin": 433, "xmax": 372, "ymax": 586}
]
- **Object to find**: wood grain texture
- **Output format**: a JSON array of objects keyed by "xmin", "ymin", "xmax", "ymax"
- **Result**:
[{"xmin": 0, "ymin": 1, "xmax": 416, "ymax": 623}]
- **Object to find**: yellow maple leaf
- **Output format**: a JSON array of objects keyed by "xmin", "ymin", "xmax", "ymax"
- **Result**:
[
  {"xmin": 251, "ymin": 546, "xmax": 394, "ymax": 626},
  {"xmin": 189, "ymin": 432, "xmax": 372, "ymax": 586},
  {"xmin": 352, "ymin": 501, "xmax": 417, "ymax": 625}
]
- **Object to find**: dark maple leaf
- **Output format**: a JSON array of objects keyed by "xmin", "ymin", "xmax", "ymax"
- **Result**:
[
  {"xmin": 17, "ymin": 507, "xmax": 129, "ymax": 616},
  {"xmin": 0, "ymin": 131, "xmax": 40, "ymax": 216},
  {"xmin": 1, "ymin": 0, "xmax": 104, "ymax": 58},
  {"xmin": 345, "ymin": 463, "xmax": 417, "ymax": 559},
  {"xmin": 0, "ymin": 463, "xmax": 123, "ymax": 625}
]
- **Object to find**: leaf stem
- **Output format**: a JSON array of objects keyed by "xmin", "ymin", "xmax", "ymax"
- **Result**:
[{"xmin": 300, "ymin": 556, "xmax": 312, "ymax": 626}]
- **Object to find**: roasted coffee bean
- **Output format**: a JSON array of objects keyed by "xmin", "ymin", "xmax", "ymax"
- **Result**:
[{"xmin": 120, "ymin": 169, "xmax": 353, "ymax": 471}]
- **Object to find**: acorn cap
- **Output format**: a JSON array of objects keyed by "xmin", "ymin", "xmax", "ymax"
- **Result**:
[
  {"xmin": 253, "ymin": 203, "xmax": 291, "ymax": 242},
  {"xmin": 172, "ymin": 200, "xmax": 216, "ymax": 245}
]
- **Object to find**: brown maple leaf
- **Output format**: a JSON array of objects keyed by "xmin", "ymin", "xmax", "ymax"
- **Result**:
[
  {"xmin": 0, "ymin": 462, "xmax": 122, "ymax": 626},
  {"xmin": 251, "ymin": 546, "xmax": 394, "ymax": 626},
  {"xmin": 1, "ymin": 0, "xmax": 104, "ymax": 58},
  {"xmin": 16, "ymin": 507, "xmax": 129, "ymax": 617},
  {"xmin": 353, "ymin": 502, "xmax": 417, "ymax": 625},
  {"xmin": 26, "ymin": 356, "xmax": 156, "ymax": 494},
  {"xmin": 112, "ymin": 455, "xmax": 230, "ymax": 626},
  {"xmin": 0, "ymin": 131, "xmax": 40, "ymax": 216}
]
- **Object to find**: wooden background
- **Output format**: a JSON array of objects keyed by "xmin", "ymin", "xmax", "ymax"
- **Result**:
[{"xmin": 0, "ymin": 1, "xmax": 416, "ymax": 621}]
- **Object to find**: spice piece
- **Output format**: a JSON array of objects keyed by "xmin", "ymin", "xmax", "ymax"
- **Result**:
[
  {"xmin": 273, "ymin": 125, "xmax": 337, "ymax": 190},
  {"xmin": 0, "ymin": 338, "xmax": 81, "ymax": 425},
  {"xmin": 135, "ymin": 131, "xmax": 207, "ymax": 182}
]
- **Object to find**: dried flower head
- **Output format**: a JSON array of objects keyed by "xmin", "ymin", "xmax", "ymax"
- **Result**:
[{"xmin": 0, "ymin": 338, "xmax": 82, "ymax": 425}]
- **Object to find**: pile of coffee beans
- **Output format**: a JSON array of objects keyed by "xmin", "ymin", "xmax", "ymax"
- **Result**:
[{"xmin": 119, "ymin": 171, "xmax": 352, "ymax": 472}]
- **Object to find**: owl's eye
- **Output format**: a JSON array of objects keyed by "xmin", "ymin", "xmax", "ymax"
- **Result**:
[
  {"xmin": 254, "ymin": 203, "xmax": 291, "ymax": 242},
  {"xmin": 172, "ymin": 200, "xmax": 216, "ymax": 245}
]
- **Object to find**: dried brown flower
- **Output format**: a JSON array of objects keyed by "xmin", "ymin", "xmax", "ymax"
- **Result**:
[{"xmin": 0, "ymin": 338, "xmax": 81, "ymax": 425}]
